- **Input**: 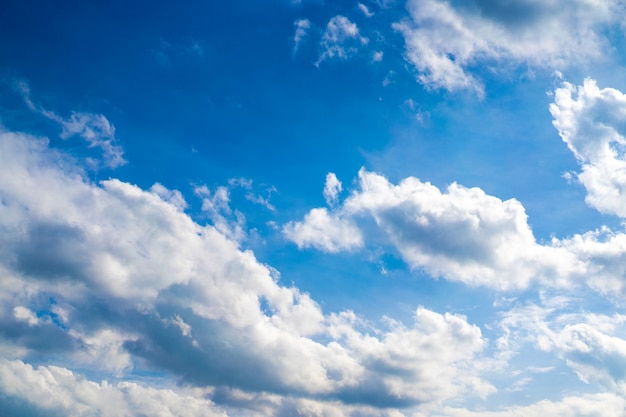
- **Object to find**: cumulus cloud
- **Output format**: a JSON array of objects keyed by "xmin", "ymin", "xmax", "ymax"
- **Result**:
[
  {"xmin": 283, "ymin": 207, "xmax": 363, "ymax": 252},
  {"xmin": 0, "ymin": 359, "xmax": 227, "ymax": 417},
  {"xmin": 323, "ymin": 172, "xmax": 343, "ymax": 206},
  {"xmin": 394, "ymin": 0, "xmax": 625, "ymax": 94},
  {"xmin": 286, "ymin": 169, "xmax": 581, "ymax": 290},
  {"xmin": 286, "ymin": 140, "xmax": 626, "ymax": 296},
  {"xmin": 0, "ymin": 127, "xmax": 496, "ymax": 414},
  {"xmin": 316, "ymin": 15, "xmax": 368, "ymax": 66},
  {"xmin": 551, "ymin": 79, "xmax": 626, "ymax": 218}
]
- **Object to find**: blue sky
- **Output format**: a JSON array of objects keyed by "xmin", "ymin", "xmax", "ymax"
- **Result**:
[{"xmin": 2, "ymin": 0, "xmax": 626, "ymax": 415}]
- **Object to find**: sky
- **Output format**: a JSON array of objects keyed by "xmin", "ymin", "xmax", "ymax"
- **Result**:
[{"xmin": 2, "ymin": 0, "xmax": 626, "ymax": 416}]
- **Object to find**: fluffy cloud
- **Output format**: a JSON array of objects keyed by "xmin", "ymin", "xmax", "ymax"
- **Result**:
[
  {"xmin": 285, "ymin": 168, "xmax": 581, "ymax": 289},
  {"xmin": 285, "ymin": 82, "xmax": 626, "ymax": 294},
  {"xmin": 551, "ymin": 78, "xmax": 626, "ymax": 218},
  {"xmin": 0, "ymin": 127, "xmax": 494, "ymax": 413},
  {"xmin": 0, "ymin": 359, "xmax": 227, "ymax": 417},
  {"xmin": 394, "ymin": 0, "xmax": 625, "ymax": 93},
  {"xmin": 323, "ymin": 172, "xmax": 343, "ymax": 206},
  {"xmin": 283, "ymin": 207, "xmax": 364, "ymax": 252}
]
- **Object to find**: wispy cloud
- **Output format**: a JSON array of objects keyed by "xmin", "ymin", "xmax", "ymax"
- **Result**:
[
  {"xmin": 316, "ymin": 15, "xmax": 368, "ymax": 66},
  {"xmin": 15, "ymin": 80, "xmax": 125, "ymax": 168}
]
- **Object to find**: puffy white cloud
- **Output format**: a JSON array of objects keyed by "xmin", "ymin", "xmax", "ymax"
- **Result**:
[
  {"xmin": 283, "ymin": 208, "xmax": 363, "ymax": 253},
  {"xmin": 0, "ymin": 127, "xmax": 494, "ymax": 413},
  {"xmin": 327, "ymin": 307, "xmax": 493, "ymax": 405},
  {"xmin": 286, "ymin": 162, "xmax": 626, "ymax": 296},
  {"xmin": 394, "ymin": 0, "xmax": 625, "ymax": 93},
  {"xmin": 0, "ymin": 359, "xmax": 227, "ymax": 417},
  {"xmin": 286, "ymin": 169, "xmax": 581, "ymax": 290},
  {"xmin": 323, "ymin": 172, "xmax": 343, "ymax": 206},
  {"xmin": 551, "ymin": 79, "xmax": 626, "ymax": 218},
  {"xmin": 316, "ymin": 15, "xmax": 368, "ymax": 66}
]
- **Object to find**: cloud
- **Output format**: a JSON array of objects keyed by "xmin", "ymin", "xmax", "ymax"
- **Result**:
[
  {"xmin": 316, "ymin": 15, "xmax": 368, "ymax": 66},
  {"xmin": 422, "ymin": 393, "xmax": 626, "ymax": 417},
  {"xmin": 293, "ymin": 18, "xmax": 311, "ymax": 54},
  {"xmin": 550, "ymin": 79, "xmax": 626, "ymax": 218},
  {"xmin": 286, "ymin": 145, "xmax": 626, "ymax": 296},
  {"xmin": 496, "ymin": 297, "xmax": 626, "ymax": 396},
  {"xmin": 394, "ymin": 0, "xmax": 625, "ymax": 94},
  {"xmin": 286, "ymin": 169, "xmax": 581, "ymax": 290},
  {"xmin": 0, "ymin": 359, "xmax": 227, "ymax": 417},
  {"xmin": 0, "ymin": 126, "xmax": 496, "ymax": 413},
  {"xmin": 283, "ymin": 207, "xmax": 363, "ymax": 253},
  {"xmin": 15, "ymin": 80, "xmax": 126, "ymax": 168},
  {"xmin": 358, "ymin": 3, "xmax": 374, "ymax": 17},
  {"xmin": 323, "ymin": 172, "xmax": 343, "ymax": 206}
]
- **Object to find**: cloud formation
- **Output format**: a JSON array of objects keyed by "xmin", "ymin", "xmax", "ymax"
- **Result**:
[
  {"xmin": 394, "ymin": 0, "xmax": 625, "ymax": 94},
  {"xmin": 15, "ymin": 81, "xmax": 126, "ymax": 168},
  {"xmin": 551, "ymin": 78, "xmax": 626, "ymax": 218},
  {"xmin": 0, "ymin": 126, "xmax": 496, "ymax": 414},
  {"xmin": 285, "ymin": 168, "xmax": 581, "ymax": 290},
  {"xmin": 284, "ymin": 80, "xmax": 626, "ymax": 297},
  {"xmin": 316, "ymin": 15, "xmax": 368, "ymax": 66}
]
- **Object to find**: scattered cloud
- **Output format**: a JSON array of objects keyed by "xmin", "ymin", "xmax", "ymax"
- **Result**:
[
  {"xmin": 316, "ymin": 15, "xmax": 368, "ymax": 66},
  {"xmin": 358, "ymin": 3, "xmax": 374, "ymax": 18},
  {"xmin": 15, "ymin": 80, "xmax": 126, "ymax": 168},
  {"xmin": 286, "ymin": 168, "xmax": 581, "ymax": 290},
  {"xmin": 323, "ymin": 172, "xmax": 343, "ymax": 206},
  {"xmin": 0, "ymin": 127, "xmax": 497, "ymax": 413},
  {"xmin": 551, "ymin": 78, "xmax": 626, "ymax": 218},
  {"xmin": 293, "ymin": 18, "xmax": 311, "ymax": 54},
  {"xmin": 0, "ymin": 359, "xmax": 227, "ymax": 417},
  {"xmin": 394, "ymin": 0, "xmax": 626, "ymax": 94},
  {"xmin": 424, "ymin": 393, "xmax": 626, "ymax": 417},
  {"xmin": 283, "ymin": 207, "xmax": 363, "ymax": 253}
]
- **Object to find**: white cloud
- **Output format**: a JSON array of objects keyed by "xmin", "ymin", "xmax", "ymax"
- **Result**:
[
  {"xmin": 150, "ymin": 183, "xmax": 188, "ymax": 211},
  {"xmin": 394, "ymin": 0, "xmax": 625, "ymax": 94},
  {"xmin": 496, "ymin": 297, "xmax": 626, "ymax": 394},
  {"xmin": 286, "ymin": 164, "xmax": 626, "ymax": 297},
  {"xmin": 283, "ymin": 207, "xmax": 363, "ymax": 253},
  {"xmin": 0, "ymin": 127, "xmax": 496, "ymax": 412},
  {"xmin": 194, "ymin": 184, "xmax": 247, "ymax": 242},
  {"xmin": 358, "ymin": 3, "xmax": 374, "ymax": 17},
  {"xmin": 316, "ymin": 15, "xmax": 368, "ymax": 66},
  {"xmin": 293, "ymin": 18, "xmax": 311, "ymax": 54},
  {"xmin": 287, "ymin": 169, "xmax": 582, "ymax": 290},
  {"xmin": 0, "ymin": 359, "xmax": 227, "ymax": 417},
  {"xmin": 550, "ymin": 79, "xmax": 626, "ymax": 218},
  {"xmin": 15, "ymin": 80, "xmax": 126, "ymax": 168},
  {"xmin": 423, "ymin": 393, "xmax": 626, "ymax": 417},
  {"xmin": 323, "ymin": 172, "xmax": 343, "ymax": 206}
]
